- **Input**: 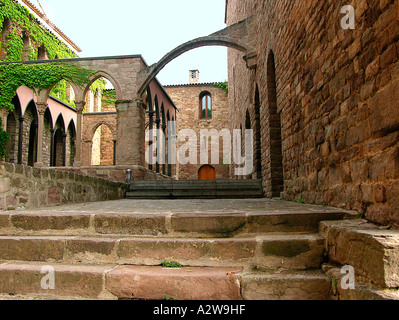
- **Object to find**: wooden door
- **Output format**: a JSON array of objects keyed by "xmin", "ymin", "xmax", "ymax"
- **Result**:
[{"xmin": 198, "ymin": 165, "xmax": 216, "ymax": 180}]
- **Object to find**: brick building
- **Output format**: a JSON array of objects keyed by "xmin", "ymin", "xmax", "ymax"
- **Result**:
[{"xmin": 164, "ymin": 71, "xmax": 230, "ymax": 180}]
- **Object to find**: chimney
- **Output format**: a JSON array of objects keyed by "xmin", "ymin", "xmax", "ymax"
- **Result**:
[{"xmin": 189, "ymin": 70, "xmax": 199, "ymax": 84}]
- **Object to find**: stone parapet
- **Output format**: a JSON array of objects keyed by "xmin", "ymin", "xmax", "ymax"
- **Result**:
[{"xmin": 0, "ymin": 163, "xmax": 127, "ymax": 211}]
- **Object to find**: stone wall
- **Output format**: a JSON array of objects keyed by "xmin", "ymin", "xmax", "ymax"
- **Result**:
[
  {"xmin": 0, "ymin": 163, "xmax": 126, "ymax": 211},
  {"xmin": 226, "ymin": 0, "xmax": 399, "ymax": 227}
]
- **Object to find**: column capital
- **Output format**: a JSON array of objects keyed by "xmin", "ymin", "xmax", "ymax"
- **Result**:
[
  {"xmin": 75, "ymin": 101, "xmax": 86, "ymax": 113},
  {"xmin": 36, "ymin": 102, "xmax": 48, "ymax": 115}
]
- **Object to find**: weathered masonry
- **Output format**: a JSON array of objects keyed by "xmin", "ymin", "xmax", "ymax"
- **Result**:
[{"xmin": 225, "ymin": 0, "xmax": 399, "ymax": 228}]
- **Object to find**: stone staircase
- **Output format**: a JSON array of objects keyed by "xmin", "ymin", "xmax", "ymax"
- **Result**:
[
  {"xmin": 0, "ymin": 201, "xmax": 359, "ymax": 300},
  {"xmin": 126, "ymin": 180, "xmax": 264, "ymax": 199}
]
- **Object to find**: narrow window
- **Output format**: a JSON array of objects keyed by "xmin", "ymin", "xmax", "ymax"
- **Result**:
[{"xmin": 200, "ymin": 92, "xmax": 212, "ymax": 119}]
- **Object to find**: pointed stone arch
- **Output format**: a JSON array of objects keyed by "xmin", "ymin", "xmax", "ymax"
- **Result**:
[
  {"xmin": 138, "ymin": 35, "xmax": 254, "ymax": 96},
  {"xmin": 81, "ymin": 71, "xmax": 123, "ymax": 102}
]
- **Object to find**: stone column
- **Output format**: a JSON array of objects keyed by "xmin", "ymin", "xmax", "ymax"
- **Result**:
[
  {"xmin": 34, "ymin": 102, "xmax": 47, "ymax": 167},
  {"xmin": 115, "ymin": 99, "xmax": 146, "ymax": 166},
  {"xmin": 74, "ymin": 101, "xmax": 85, "ymax": 167},
  {"xmin": 162, "ymin": 123, "xmax": 167, "ymax": 175},
  {"xmin": 155, "ymin": 117, "xmax": 161, "ymax": 173},
  {"xmin": 147, "ymin": 108, "xmax": 155, "ymax": 171}
]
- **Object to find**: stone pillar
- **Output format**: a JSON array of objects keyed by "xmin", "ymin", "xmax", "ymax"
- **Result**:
[
  {"xmin": 34, "ymin": 102, "xmax": 47, "ymax": 167},
  {"xmin": 162, "ymin": 123, "xmax": 167, "ymax": 175},
  {"xmin": 155, "ymin": 117, "xmax": 161, "ymax": 173},
  {"xmin": 115, "ymin": 99, "xmax": 146, "ymax": 166},
  {"xmin": 147, "ymin": 108, "xmax": 155, "ymax": 171},
  {"xmin": 74, "ymin": 101, "xmax": 85, "ymax": 167}
]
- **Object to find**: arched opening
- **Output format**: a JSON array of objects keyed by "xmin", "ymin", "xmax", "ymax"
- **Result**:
[
  {"xmin": 21, "ymin": 33, "xmax": 30, "ymax": 61},
  {"xmin": 198, "ymin": 165, "xmax": 216, "ymax": 180},
  {"xmin": 85, "ymin": 79, "xmax": 106, "ymax": 113},
  {"xmin": 50, "ymin": 80, "xmax": 76, "ymax": 108},
  {"xmin": 37, "ymin": 45, "xmax": 47, "ymax": 60},
  {"xmin": 0, "ymin": 19, "xmax": 11, "ymax": 61},
  {"xmin": 53, "ymin": 115, "xmax": 66, "ymax": 167},
  {"xmin": 7, "ymin": 95, "xmax": 23, "ymax": 164},
  {"xmin": 166, "ymin": 109, "xmax": 172, "ymax": 177},
  {"xmin": 28, "ymin": 121, "xmax": 37, "ymax": 167},
  {"xmin": 245, "ymin": 109, "xmax": 253, "ymax": 179},
  {"xmin": 266, "ymin": 51, "xmax": 284, "ymax": 197},
  {"xmin": 91, "ymin": 123, "xmax": 114, "ymax": 166},
  {"xmin": 83, "ymin": 73, "xmax": 121, "ymax": 112},
  {"xmin": 43, "ymin": 108, "xmax": 53, "ymax": 166},
  {"xmin": 66, "ymin": 121, "xmax": 76, "ymax": 167},
  {"xmin": 154, "ymin": 95, "xmax": 160, "ymax": 174},
  {"xmin": 24, "ymin": 100, "xmax": 38, "ymax": 167},
  {"xmin": 146, "ymin": 87, "xmax": 154, "ymax": 171},
  {"xmin": 6, "ymin": 112, "xmax": 17, "ymax": 163},
  {"xmin": 161, "ymin": 103, "xmax": 166, "ymax": 175},
  {"xmin": 254, "ymin": 85, "xmax": 262, "ymax": 179}
]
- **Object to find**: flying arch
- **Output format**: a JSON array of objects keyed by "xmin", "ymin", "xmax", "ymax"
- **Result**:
[{"xmin": 137, "ymin": 35, "xmax": 253, "ymax": 96}]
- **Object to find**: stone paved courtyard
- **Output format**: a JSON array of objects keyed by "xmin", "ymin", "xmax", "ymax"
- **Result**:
[{"xmin": 12, "ymin": 198, "xmax": 356, "ymax": 216}]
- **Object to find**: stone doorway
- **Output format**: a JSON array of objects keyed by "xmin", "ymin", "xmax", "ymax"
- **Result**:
[{"xmin": 198, "ymin": 165, "xmax": 216, "ymax": 180}]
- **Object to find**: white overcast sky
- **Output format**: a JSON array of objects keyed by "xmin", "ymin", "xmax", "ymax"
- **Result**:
[{"xmin": 30, "ymin": 0, "xmax": 228, "ymax": 85}]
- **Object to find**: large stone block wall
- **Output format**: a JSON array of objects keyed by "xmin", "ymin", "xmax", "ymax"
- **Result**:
[
  {"xmin": 0, "ymin": 163, "xmax": 126, "ymax": 211},
  {"xmin": 226, "ymin": 0, "xmax": 399, "ymax": 227}
]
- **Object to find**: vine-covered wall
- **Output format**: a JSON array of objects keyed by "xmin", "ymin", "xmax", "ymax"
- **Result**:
[{"xmin": 0, "ymin": 0, "xmax": 78, "ymax": 62}]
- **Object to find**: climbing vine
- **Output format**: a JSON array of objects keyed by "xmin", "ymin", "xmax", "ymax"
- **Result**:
[
  {"xmin": 0, "ymin": 118, "xmax": 9, "ymax": 160},
  {"xmin": 0, "ymin": 0, "xmax": 78, "ymax": 62},
  {"xmin": 0, "ymin": 63, "xmax": 95, "ymax": 111},
  {"xmin": 211, "ymin": 81, "xmax": 228, "ymax": 94},
  {"xmin": 101, "ymin": 89, "xmax": 116, "ymax": 106}
]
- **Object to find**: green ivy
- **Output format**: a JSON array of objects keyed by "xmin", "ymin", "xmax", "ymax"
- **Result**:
[
  {"xmin": 0, "ymin": 63, "xmax": 95, "ymax": 111},
  {"xmin": 101, "ymin": 89, "xmax": 116, "ymax": 106},
  {"xmin": 0, "ymin": 0, "xmax": 78, "ymax": 62},
  {"xmin": 0, "ymin": 118, "xmax": 9, "ymax": 160},
  {"xmin": 211, "ymin": 81, "xmax": 228, "ymax": 94}
]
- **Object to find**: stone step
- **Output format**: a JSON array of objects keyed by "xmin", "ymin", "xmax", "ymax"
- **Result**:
[
  {"xmin": 241, "ymin": 270, "xmax": 331, "ymax": 300},
  {"xmin": 0, "ymin": 233, "xmax": 325, "ymax": 270},
  {"xmin": 126, "ymin": 180, "xmax": 264, "ymax": 199},
  {"xmin": 0, "ymin": 262, "xmax": 332, "ymax": 300},
  {"xmin": 0, "ymin": 210, "xmax": 352, "ymax": 237}
]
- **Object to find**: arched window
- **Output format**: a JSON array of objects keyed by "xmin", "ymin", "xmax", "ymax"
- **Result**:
[{"xmin": 200, "ymin": 92, "xmax": 212, "ymax": 119}]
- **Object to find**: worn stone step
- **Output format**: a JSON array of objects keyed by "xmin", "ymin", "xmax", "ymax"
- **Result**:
[
  {"xmin": 241, "ymin": 270, "xmax": 332, "ymax": 300},
  {"xmin": 0, "ymin": 233, "xmax": 325, "ymax": 270},
  {"xmin": 107, "ymin": 266, "xmax": 243, "ymax": 300},
  {"xmin": 0, "ymin": 262, "xmax": 242, "ymax": 300},
  {"xmin": 0, "ymin": 210, "xmax": 352, "ymax": 237},
  {"xmin": 0, "ymin": 262, "xmax": 116, "ymax": 300},
  {"xmin": 321, "ymin": 219, "xmax": 399, "ymax": 289},
  {"xmin": 0, "ymin": 262, "xmax": 332, "ymax": 300},
  {"xmin": 127, "ymin": 180, "xmax": 264, "ymax": 199}
]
